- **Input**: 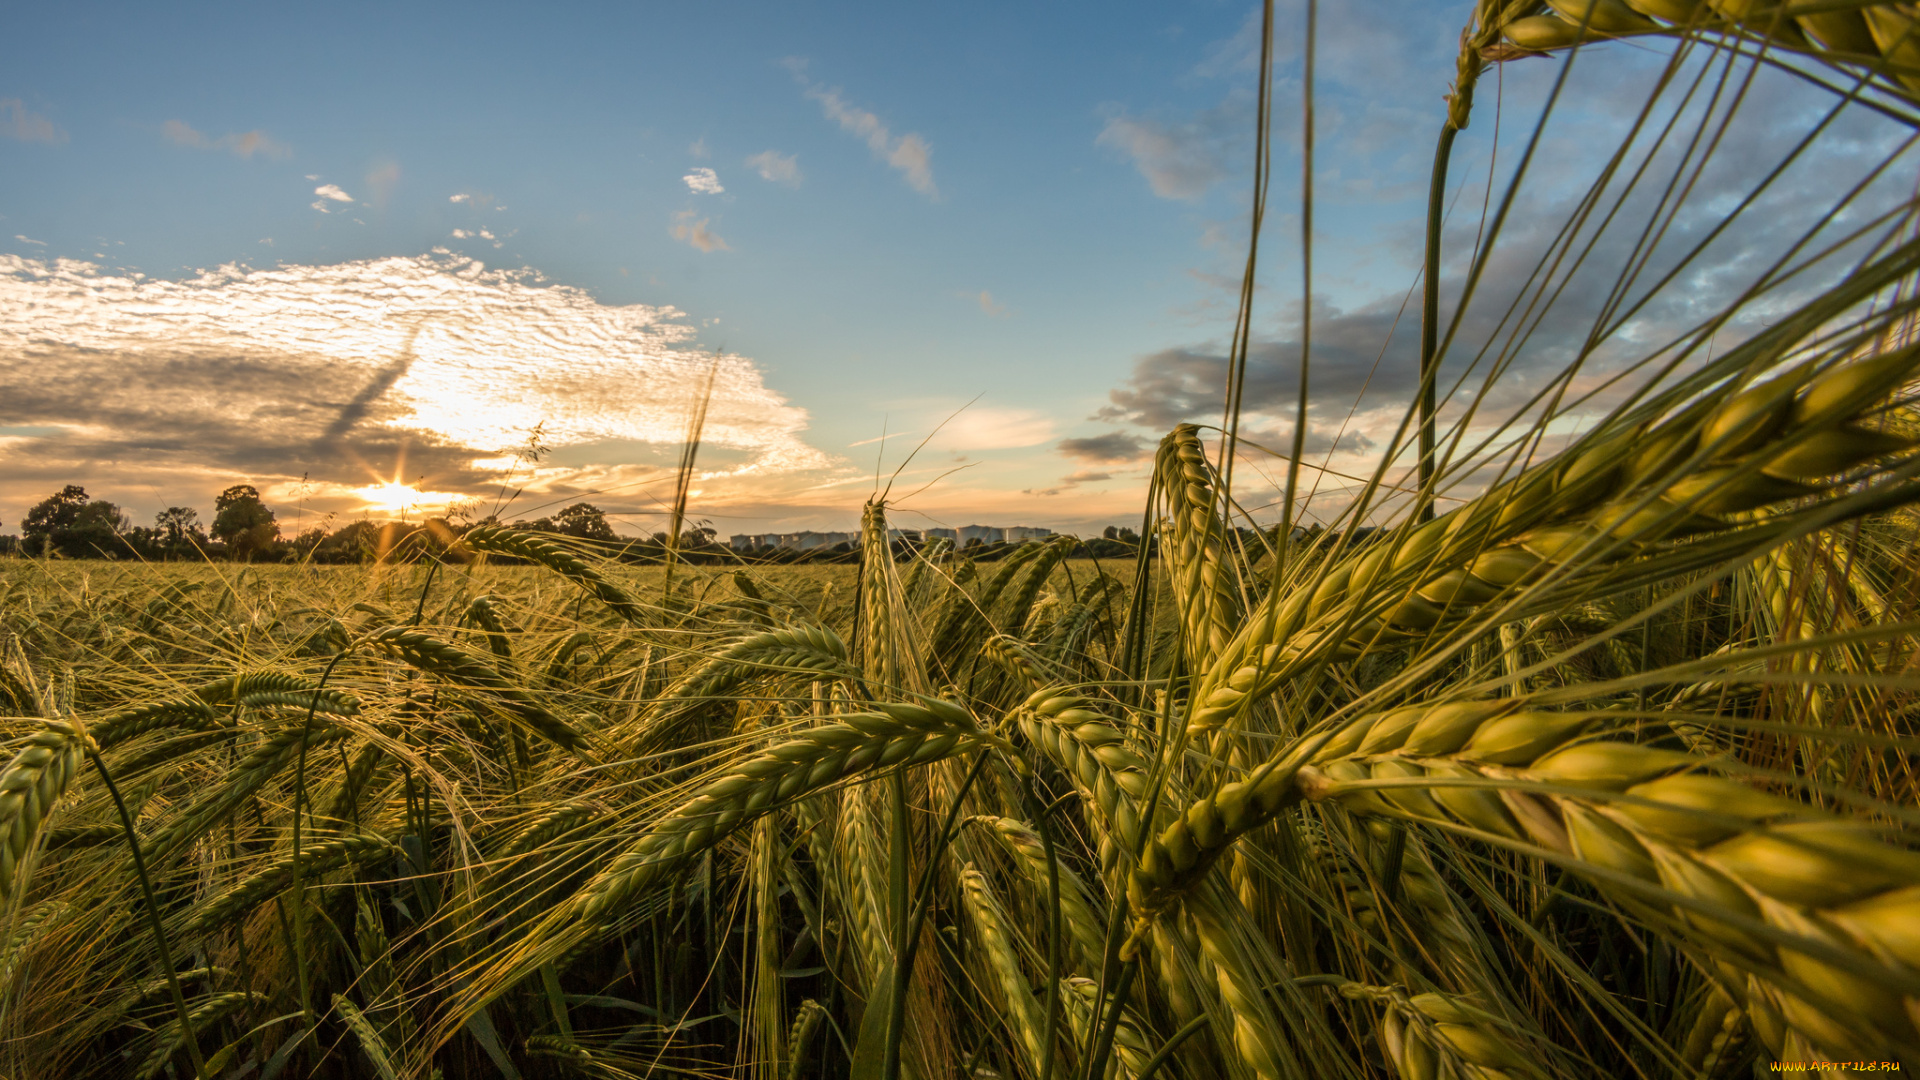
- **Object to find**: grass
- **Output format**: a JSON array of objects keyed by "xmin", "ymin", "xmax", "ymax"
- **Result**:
[{"xmin": 8, "ymin": 2, "xmax": 1920, "ymax": 1077}]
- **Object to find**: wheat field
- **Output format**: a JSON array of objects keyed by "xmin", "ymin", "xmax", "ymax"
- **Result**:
[{"xmin": 8, "ymin": 1, "xmax": 1920, "ymax": 1078}]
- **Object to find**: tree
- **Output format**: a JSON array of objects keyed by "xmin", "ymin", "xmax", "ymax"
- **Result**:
[
  {"xmin": 550, "ymin": 503, "xmax": 616, "ymax": 542},
  {"xmin": 68, "ymin": 501, "xmax": 131, "ymax": 556},
  {"xmin": 22, "ymin": 485, "xmax": 91, "ymax": 554},
  {"xmin": 1103, "ymin": 525, "xmax": 1119, "ymax": 540},
  {"xmin": 20, "ymin": 486, "xmax": 128, "ymax": 557},
  {"xmin": 155, "ymin": 506, "xmax": 206, "ymax": 557},
  {"xmin": 212, "ymin": 484, "xmax": 280, "ymax": 562}
]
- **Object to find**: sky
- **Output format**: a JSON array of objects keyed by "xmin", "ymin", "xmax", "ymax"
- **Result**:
[{"xmin": 3, "ymin": 1, "xmax": 1916, "ymax": 541}]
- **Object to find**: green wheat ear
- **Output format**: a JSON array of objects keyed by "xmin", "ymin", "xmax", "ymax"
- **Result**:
[{"xmin": 10, "ymin": 2, "xmax": 1920, "ymax": 1075}]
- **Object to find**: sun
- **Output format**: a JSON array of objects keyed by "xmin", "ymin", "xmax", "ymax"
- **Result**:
[{"xmin": 354, "ymin": 481, "xmax": 459, "ymax": 515}]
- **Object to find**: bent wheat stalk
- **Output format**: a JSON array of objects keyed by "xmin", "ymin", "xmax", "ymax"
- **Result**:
[{"xmin": 461, "ymin": 525, "xmax": 648, "ymax": 626}]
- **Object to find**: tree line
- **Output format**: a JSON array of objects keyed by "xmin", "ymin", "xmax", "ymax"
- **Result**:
[
  {"xmin": 1, "ymin": 484, "xmax": 1164, "ymax": 565},
  {"xmin": 0, "ymin": 485, "xmax": 671, "ymax": 564}
]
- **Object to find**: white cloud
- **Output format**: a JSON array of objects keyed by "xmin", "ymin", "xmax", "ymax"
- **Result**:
[
  {"xmin": 786, "ymin": 62, "xmax": 938, "ymax": 198},
  {"xmin": 1, "ymin": 99, "xmax": 65, "ymax": 144},
  {"xmin": 14, "ymin": 236, "xmax": 46, "ymax": 246},
  {"xmin": 746, "ymin": 150, "xmax": 802, "ymax": 187},
  {"xmin": 683, "ymin": 167, "xmax": 724, "ymax": 195},
  {"xmin": 670, "ymin": 210, "xmax": 729, "ymax": 252},
  {"xmin": 161, "ymin": 119, "xmax": 289, "ymax": 159},
  {"xmin": 311, "ymin": 184, "xmax": 354, "ymax": 212},
  {"xmin": 450, "ymin": 229, "xmax": 471, "ymax": 238},
  {"xmin": 1095, "ymin": 111, "xmax": 1232, "ymax": 200}
]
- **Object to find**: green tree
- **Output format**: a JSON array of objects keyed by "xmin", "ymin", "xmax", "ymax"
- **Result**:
[
  {"xmin": 68, "ymin": 501, "xmax": 131, "ymax": 556},
  {"xmin": 20, "ymin": 486, "xmax": 128, "ymax": 557},
  {"xmin": 155, "ymin": 506, "xmax": 205, "ymax": 557},
  {"xmin": 212, "ymin": 484, "xmax": 280, "ymax": 562},
  {"xmin": 549, "ymin": 503, "xmax": 617, "ymax": 541},
  {"xmin": 22, "ymin": 485, "xmax": 91, "ymax": 555}
]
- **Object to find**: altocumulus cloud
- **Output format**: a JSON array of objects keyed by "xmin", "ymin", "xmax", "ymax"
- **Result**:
[
  {"xmin": 311, "ymin": 184, "xmax": 354, "ymax": 212},
  {"xmin": 0, "ymin": 253, "xmax": 835, "ymax": 522}
]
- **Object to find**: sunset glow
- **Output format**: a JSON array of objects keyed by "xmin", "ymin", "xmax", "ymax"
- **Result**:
[{"xmin": 353, "ymin": 481, "xmax": 461, "ymax": 515}]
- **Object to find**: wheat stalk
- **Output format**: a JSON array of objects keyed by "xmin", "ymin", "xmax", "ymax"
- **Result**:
[
  {"xmin": 460, "ymin": 525, "xmax": 647, "ymax": 626},
  {"xmin": 1186, "ymin": 345, "xmax": 1920, "ymax": 734},
  {"xmin": 363, "ymin": 625, "xmax": 588, "ymax": 752},
  {"xmin": 1294, "ymin": 704, "xmax": 1920, "ymax": 1058},
  {"xmin": 135, "ymin": 991, "xmax": 265, "ymax": 1080},
  {"xmin": 972, "ymin": 815, "xmax": 1109, "ymax": 975},
  {"xmin": 0, "ymin": 721, "xmax": 93, "ymax": 900},
  {"xmin": 1156, "ymin": 423, "xmax": 1246, "ymax": 673},
  {"xmin": 179, "ymin": 832, "xmax": 399, "ymax": 935},
  {"xmin": 87, "ymin": 699, "xmax": 220, "ymax": 749},
  {"xmin": 959, "ymin": 866, "xmax": 1052, "ymax": 1076}
]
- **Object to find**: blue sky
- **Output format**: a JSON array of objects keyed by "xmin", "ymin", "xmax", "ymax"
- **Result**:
[{"xmin": 3, "ymin": 1, "xmax": 1913, "ymax": 539}]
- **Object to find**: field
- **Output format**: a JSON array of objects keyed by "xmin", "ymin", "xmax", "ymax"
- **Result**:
[{"xmin": 13, "ymin": 2, "xmax": 1920, "ymax": 1079}]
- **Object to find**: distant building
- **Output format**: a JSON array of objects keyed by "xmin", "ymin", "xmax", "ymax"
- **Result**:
[
  {"xmin": 781, "ymin": 530, "xmax": 853, "ymax": 551},
  {"xmin": 737, "ymin": 523, "xmax": 1044, "ymax": 551},
  {"xmin": 728, "ymin": 530, "xmax": 855, "ymax": 552}
]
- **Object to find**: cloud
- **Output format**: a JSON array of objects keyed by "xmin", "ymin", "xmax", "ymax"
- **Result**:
[
  {"xmin": 746, "ymin": 150, "xmax": 802, "ymax": 187},
  {"xmin": 689, "ymin": 137, "xmax": 710, "ymax": 159},
  {"xmin": 1097, "ymin": 45, "xmax": 1920, "ymax": 479},
  {"xmin": 1095, "ymin": 103, "xmax": 1245, "ymax": 200},
  {"xmin": 13, "ymin": 236, "xmax": 46, "ymax": 247},
  {"xmin": 1058, "ymin": 432, "xmax": 1148, "ymax": 464},
  {"xmin": 1, "ymin": 99, "xmax": 65, "ymax": 144},
  {"xmin": 365, "ymin": 162, "xmax": 400, "ymax": 207},
  {"xmin": 670, "ymin": 210, "xmax": 729, "ymax": 252},
  {"xmin": 449, "ymin": 191, "xmax": 495, "ymax": 209},
  {"xmin": 0, "ymin": 252, "xmax": 836, "ymax": 526},
  {"xmin": 967, "ymin": 290, "xmax": 1008, "ymax": 317},
  {"xmin": 311, "ymin": 184, "xmax": 354, "ymax": 212},
  {"xmin": 1023, "ymin": 467, "xmax": 1114, "ymax": 497},
  {"xmin": 786, "ymin": 61, "xmax": 938, "ymax": 197},
  {"xmin": 161, "ymin": 119, "xmax": 290, "ymax": 159},
  {"xmin": 683, "ymin": 167, "xmax": 724, "ymax": 195},
  {"xmin": 924, "ymin": 407, "xmax": 1053, "ymax": 451}
]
